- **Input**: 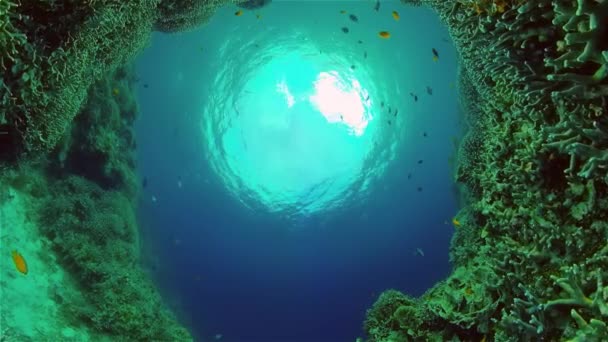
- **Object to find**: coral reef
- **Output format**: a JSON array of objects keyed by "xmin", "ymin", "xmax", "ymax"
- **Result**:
[
  {"xmin": 0, "ymin": 1, "xmax": 244, "ymax": 338},
  {"xmin": 0, "ymin": 0, "xmax": 235, "ymax": 156},
  {"xmin": 38, "ymin": 176, "xmax": 192, "ymax": 341},
  {"xmin": 155, "ymin": 0, "xmax": 231, "ymax": 32},
  {"xmin": 50, "ymin": 63, "xmax": 140, "ymax": 197},
  {"xmin": 363, "ymin": 0, "xmax": 608, "ymax": 340}
]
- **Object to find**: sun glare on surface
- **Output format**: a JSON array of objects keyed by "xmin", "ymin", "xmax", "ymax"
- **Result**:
[{"xmin": 204, "ymin": 41, "xmax": 384, "ymax": 218}]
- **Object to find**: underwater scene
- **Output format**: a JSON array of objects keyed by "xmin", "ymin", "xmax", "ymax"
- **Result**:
[{"xmin": 0, "ymin": 0, "xmax": 607, "ymax": 342}]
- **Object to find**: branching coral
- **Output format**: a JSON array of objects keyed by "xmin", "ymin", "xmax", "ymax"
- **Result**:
[{"xmin": 373, "ymin": 1, "xmax": 608, "ymax": 341}]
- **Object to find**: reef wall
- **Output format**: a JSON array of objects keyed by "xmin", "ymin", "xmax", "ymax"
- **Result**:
[
  {"xmin": 365, "ymin": 0, "xmax": 608, "ymax": 341},
  {"xmin": 0, "ymin": 0, "xmax": 243, "ymax": 340}
]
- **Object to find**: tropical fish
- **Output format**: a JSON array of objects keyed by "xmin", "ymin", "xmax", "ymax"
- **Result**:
[
  {"xmin": 340, "ymin": 10, "xmax": 347, "ymax": 14},
  {"xmin": 11, "ymin": 250, "xmax": 27, "ymax": 275},
  {"xmin": 423, "ymin": 132, "xmax": 428, "ymax": 137},
  {"xmin": 417, "ymin": 186, "xmax": 423, "ymax": 192},
  {"xmin": 392, "ymin": 11, "xmax": 399, "ymax": 20},
  {"xmin": 364, "ymin": 51, "xmax": 367, "ymax": 59},
  {"xmin": 256, "ymin": 13, "xmax": 262, "ymax": 19},
  {"xmin": 112, "ymin": 88, "xmax": 119, "ymax": 96},
  {"xmin": 342, "ymin": 27, "xmax": 349, "ymax": 33},
  {"xmin": 452, "ymin": 218, "xmax": 461, "ymax": 227},
  {"xmin": 235, "ymin": 10, "xmax": 243, "ymax": 16},
  {"xmin": 393, "ymin": 109, "xmax": 398, "ymax": 116},
  {"xmin": 418, "ymin": 159, "xmax": 423, "ymax": 164},
  {"xmin": 374, "ymin": 0, "xmax": 380, "ymax": 11},
  {"xmin": 426, "ymin": 86, "xmax": 433, "ymax": 95},
  {"xmin": 358, "ymin": 40, "xmax": 363, "ymax": 44},
  {"xmin": 349, "ymin": 14, "xmax": 358, "ymax": 22},
  {"xmin": 378, "ymin": 31, "xmax": 390, "ymax": 39},
  {"xmin": 350, "ymin": 65, "xmax": 356, "ymax": 70},
  {"xmin": 432, "ymin": 48, "xmax": 439, "ymax": 61}
]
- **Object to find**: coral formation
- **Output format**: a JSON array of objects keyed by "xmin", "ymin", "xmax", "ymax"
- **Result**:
[
  {"xmin": 0, "ymin": 0, "xmax": 234, "ymax": 155},
  {"xmin": 155, "ymin": 0, "xmax": 230, "ymax": 32},
  {"xmin": 38, "ymin": 176, "xmax": 192, "ymax": 341},
  {"xmin": 1, "ymin": 1, "xmax": 244, "ymax": 340},
  {"xmin": 363, "ymin": 0, "xmax": 608, "ymax": 340},
  {"xmin": 51, "ymin": 64, "xmax": 140, "ymax": 197}
]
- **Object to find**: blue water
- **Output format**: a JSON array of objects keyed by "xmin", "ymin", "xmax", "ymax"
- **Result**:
[{"xmin": 135, "ymin": 2, "xmax": 461, "ymax": 341}]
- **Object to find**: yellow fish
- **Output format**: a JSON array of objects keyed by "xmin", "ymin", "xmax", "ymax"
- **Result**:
[
  {"xmin": 256, "ymin": 13, "xmax": 262, "ymax": 19},
  {"xmin": 452, "ymin": 218, "xmax": 461, "ymax": 227},
  {"xmin": 235, "ymin": 10, "xmax": 243, "ymax": 16},
  {"xmin": 392, "ymin": 11, "xmax": 400, "ymax": 21},
  {"xmin": 340, "ymin": 10, "xmax": 347, "ymax": 14},
  {"xmin": 378, "ymin": 31, "xmax": 390, "ymax": 39},
  {"xmin": 11, "ymin": 250, "xmax": 28, "ymax": 275},
  {"xmin": 112, "ymin": 87, "xmax": 119, "ymax": 96}
]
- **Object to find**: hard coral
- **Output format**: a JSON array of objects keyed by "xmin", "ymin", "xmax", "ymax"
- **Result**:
[
  {"xmin": 39, "ymin": 176, "xmax": 192, "ymax": 341},
  {"xmin": 1, "ymin": 0, "xmax": 158, "ymax": 154},
  {"xmin": 377, "ymin": 0, "xmax": 608, "ymax": 341},
  {"xmin": 155, "ymin": 0, "xmax": 232, "ymax": 32}
]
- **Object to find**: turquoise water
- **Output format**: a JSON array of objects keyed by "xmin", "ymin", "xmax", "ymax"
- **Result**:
[
  {"xmin": 204, "ymin": 21, "xmax": 383, "ymax": 218},
  {"xmin": 136, "ymin": 1, "xmax": 460, "ymax": 340},
  {"xmin": 146, "ymin": 1, "xmax": 460, "ymax": 221}
]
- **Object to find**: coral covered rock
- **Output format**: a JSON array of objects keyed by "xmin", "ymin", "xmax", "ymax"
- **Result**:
[{"xmin": 363, "ymin": 0, "xmax": 608, "ymax": 340}]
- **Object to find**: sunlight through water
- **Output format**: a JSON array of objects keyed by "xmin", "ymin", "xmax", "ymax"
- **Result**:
[{"xmin": 202, "ymin": 28, "xmax": 396, "ymax": 220}]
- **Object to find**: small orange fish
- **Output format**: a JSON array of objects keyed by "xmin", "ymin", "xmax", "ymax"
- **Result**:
[
  {"xmin": 235, "ymin": 10, "xmax": 243, "ymax": 16},
  {"xmin": 11, "ymin": 250, "xmax": 28, "ymax": 275},
  {"xmin": 452, "ymin": 218, "xmax": 461, "ymax": 227},
  {"xmin": 392, "ymin": 11, "xmax": 400, "ymax": 21},
  {"xmin": 378, "ymin": 31, "xmax": 390, "ymax": 39},
  {"xmin": 112, "ymin": 88, "xmax": 119, "ymax": 96}
]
